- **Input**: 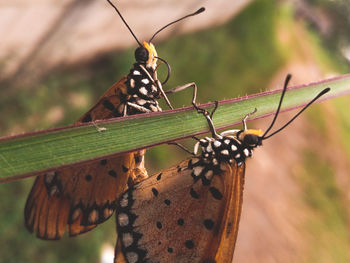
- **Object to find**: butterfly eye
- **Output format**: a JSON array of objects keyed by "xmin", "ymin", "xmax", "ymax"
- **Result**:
[
  {"xmin": 243, "ymin": 134, "xmax": 260, "ymax": 147},
  {"xmin": 135, "ymin": 46, "xmax": 149, "ymax": 63}
]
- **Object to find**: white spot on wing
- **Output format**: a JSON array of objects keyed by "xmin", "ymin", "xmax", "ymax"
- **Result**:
[
  {"xmin": 118, "ymin": 213, "xmax": 129, "ymax": 227},
  {"xmin": 205, "ymin": 170, "xmax": 213, "ymax": 180},
  {"xmin": 71, "ymin": 208, "xmax": 81, "ymax": 222},
  {"xmin": 235, "ymin": 153, "xmax": 241, "ymax": 159},
  {"xmin": 224, "ymin": 139, "xmax": 230, "ymax": 145},
  {"xmin": 122, "ymin": 233, "xmax": 134, "ymax": 247},
  {"xmin": 133, "ymin": 70, "xmax": 141, "ymax": 75},
  {"xmin": 120, "ymin": 193, "xmax": 129, "ymax": 208},
  {"xmin": 104, "ymin": 208, "xmax": 113, "ymax": 219},
  {"xmin": 44, "ymin": 172, "xmax": 55, "ymax": 184},
  {"xmin": 231, "ymin": 144, "xmax": 237, "ymax": 151},
  {"xmin": 193, "ymin": 166, "xmax": 204, "ymax": 177},
  {"xmin": 130, "ymin": 78, "xmax": 135, "ymax": 88},
  {"xmin": 88, "ymin": 209, "xmax": 99, "ymax": 224},
  {"xmin": 126, "ymin": 252, "xmax": 139, "ymax": 263},
  {"xmin": 49, "ymin": 185, "xmax": 59, "ymax": 196}
]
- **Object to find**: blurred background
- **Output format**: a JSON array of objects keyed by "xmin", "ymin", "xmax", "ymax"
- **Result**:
[{"xmin": 1, "ymin": 0, "xmax": 350, "ymax": 262}]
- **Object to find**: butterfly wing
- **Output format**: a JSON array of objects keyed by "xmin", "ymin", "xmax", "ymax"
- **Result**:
[
  {"xmin": 115, "ymin": 158, "xmax": 245, "ymax": 263},
  {"xmin": 25, "ymin": 77, "xmax": 149, "ymax": 239},
  {"xmin": 78, "ymin": 76, "xmax": 128, "ymax": 123}
]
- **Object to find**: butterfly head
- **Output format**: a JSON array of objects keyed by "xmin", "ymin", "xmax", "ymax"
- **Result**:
[
  {"xmin": 134, "ymin": 42, "xmax": 158, "ymax": 68},
  {"xmin": 107, "ymin": 0, "xmax": 204, "ymax": 70},
  {"xmin": 237, "ymin": 129, "xmax": 264, "ymax": 148},
  {"xmin": 193, "ymin": 74, "xmax": 330, "ymax": 168}
]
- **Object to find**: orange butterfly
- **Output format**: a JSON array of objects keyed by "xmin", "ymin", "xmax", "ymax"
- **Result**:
[
  {"xmin": 114, "ymin": 75, "xmax": 330, "ymax": 263},
  {"xmin": 24, "ymin": 1, "xmax": 204, "ymax": 240}
]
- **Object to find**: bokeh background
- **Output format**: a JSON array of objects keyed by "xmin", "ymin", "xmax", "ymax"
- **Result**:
[{"xmin": 1, "ymin": 0, "xmax": 350, "ymax": 262}]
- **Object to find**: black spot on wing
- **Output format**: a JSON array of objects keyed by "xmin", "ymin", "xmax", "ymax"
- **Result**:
[
  {"xmin": 203, "ymin": 219, "xmax": 215, "ymax": 230},
  {"xmin": 122, "ymin": 165, "xmax": 129, "ymax": 173},
  {"xmin": 185, "ymin": 240, "xmax": 195, "ymax": 249},
  {"xmin": 156, "ymin": 221, "xmax": 162, "ymax": 229},
  {"xmin": 164, "ymin": 199, "xmax": 171, "ymax": 206},
  {"xmin": 209, "ymin": 187, "xmax": 223, "ymax": 200},
  {"xmin": 134, "ymin": 155, "xmax": 142, "ymax": 164},
  {"xmin": 85, "ymin": 174, "xmax": 92, "ymax": 182},
  {"xmin": 151, "ymin": 188, "xmax": 159, "ymax": 197},
  {"xmin": 156, "ymin": 173, "xmax": 162, "ymax": 181},
  {"xmin": 100, "ymin": 159, "xmax": 107, "ymax": 165},
  {"xmin": 177, "ymin": 218, "xmax": 184, "ymax": 226},
  {"xmin": 81, "ymin": 114, "xmax": 92, "ymax": 123},
  {"xmin": 102, "ymin": 99, "xmax": 115, "ymax": 111},
  {"xmin": 108, "ymin": 170, "xmax": 117, "ymax": 178},
  {"xmin": 190, "ymin": 188, "xmax": 200, "ymax": 199}
]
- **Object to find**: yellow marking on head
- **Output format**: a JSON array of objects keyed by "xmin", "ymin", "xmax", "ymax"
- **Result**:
[
  {"xmin": 143, "ymin": 42, "xmax": 158, "ymax": 68},
  {"xmin": 238, "ymin": 129, "xmax": 264, "ymax": 140}
]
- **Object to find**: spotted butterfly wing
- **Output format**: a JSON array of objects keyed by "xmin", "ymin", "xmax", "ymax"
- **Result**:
[
  {"xmin": 114, "ymin": 75, "xmax": 330, "ymax": 262},
  {"xmin": 25, "ymin": 2, "xmax": 205, "ymax": 240},
  {"xmin": 115, "ymin": 157, "xmax": 245, "ymax": 263},
  {"xmin": 25, "ymin": 42, "xmax": 162, "ymax": 240}
]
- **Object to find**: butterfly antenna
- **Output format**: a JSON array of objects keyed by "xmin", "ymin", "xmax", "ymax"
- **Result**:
[
  {"xmin": 106, "ymin": 0, "xmax": 142, "ymax": 46},
  {"xmin": 261, "ymin": 74, "xmax": 291, "ymax": 138},
  {"xmin": 149, "ymin": 7, "xmax": 205, "ymax": 43},
  {"xmin": 155, "ymin": 56, "xmax": 171, "ymax": 85},
  {"xmin": 262, "ymin": 87, "xmax": 330, "ymax": 140}
]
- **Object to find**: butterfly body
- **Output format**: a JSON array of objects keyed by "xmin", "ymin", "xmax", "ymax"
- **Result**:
[
  {"xmin": 115, "ymin": 133, "xmax": 256, "ymax": 263},
  {"xmin": 25, "ymin": 2, "xmax": 207, "ymax": 239},
  {"xmin": 25, "ymin": 42, "xmax": 163, "ymax": 239},
  {"xmin": 114, "ymin": 74, "xmax": 329, "ymax": 263}
]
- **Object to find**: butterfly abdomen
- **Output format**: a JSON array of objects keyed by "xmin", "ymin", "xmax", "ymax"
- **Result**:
[{"xmin": 125, "ymin": 62, "xmax": 162, "ymax": 115}]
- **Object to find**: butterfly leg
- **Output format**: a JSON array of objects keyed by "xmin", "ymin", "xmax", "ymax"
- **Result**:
[
  {"xmin": 165, "ymin": 82, "xmax": 198, "ymax": 107},
  {"xmin": 139, "ymin": 64, "xmax": 174, "ymax": 110},
  {"xmin": 92, "ymin": 121, "xmax": 107, "ymax": 132},
  {"xmin": 128, "ymin": 150, "xmax": 149, "ymax": 186},
  {"xmin": 165, "ymin": 83, "xmax": 201, "ymax": 154},
  {"xmin": 192, "ymin": 99, "xmax": 219, "ymax": 139},
  {"xmin": 126, "ymin": 102, "xmax": 152, "ymax": 113},
  {"xmin": 168, "ymin": 142, "xmax": 196, "ymax": 155},
  {"xmin": 242, "ymin": 108, "xmax": 257, "ymax": 130}
]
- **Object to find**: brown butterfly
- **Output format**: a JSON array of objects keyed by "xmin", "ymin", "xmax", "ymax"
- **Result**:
[
  {"xmin": 24, "ymin": 1, "xmax": 205, "ymax": 240},
  {"xmin": 114, "ymin": 75, "xmax": 330, "ymax": 263}
]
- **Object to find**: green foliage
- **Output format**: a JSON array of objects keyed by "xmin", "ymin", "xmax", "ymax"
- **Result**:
[{"xmin": 299, "ymin": 151, "xmax": 350, "ymax": 263}]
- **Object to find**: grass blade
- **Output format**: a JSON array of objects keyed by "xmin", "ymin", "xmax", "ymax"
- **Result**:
[{"xmin": 1, "ymin": 74, "xmax": 349, "ymax": 183}]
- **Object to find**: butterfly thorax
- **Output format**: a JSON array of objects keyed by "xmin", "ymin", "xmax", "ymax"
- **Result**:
[
  {"xmin": 123, "ymin": 42, "xmax": 162, "ymax": 115},
  {"xmin": 199, "ymin": 135, "xmax": 254, "ymax": 168}
]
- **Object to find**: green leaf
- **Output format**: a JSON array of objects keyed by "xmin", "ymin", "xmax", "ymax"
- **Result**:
[{"xmin": 1, "ymin": 74, "xmax": 349, "ymax": 183}]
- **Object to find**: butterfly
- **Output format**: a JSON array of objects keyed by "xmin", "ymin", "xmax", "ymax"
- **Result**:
[
  {"xmin": 24, "ymin": 0, "xmax": 205, "ymax": 240},
  {"xmin": 114, "ymin": 74, "xmax": 330, "ymax": 263}
]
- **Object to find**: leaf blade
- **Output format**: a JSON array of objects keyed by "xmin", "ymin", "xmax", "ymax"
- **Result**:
[{"xmin": 1, "ymin": 74, "xmax": 349, "ymax": 182}]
